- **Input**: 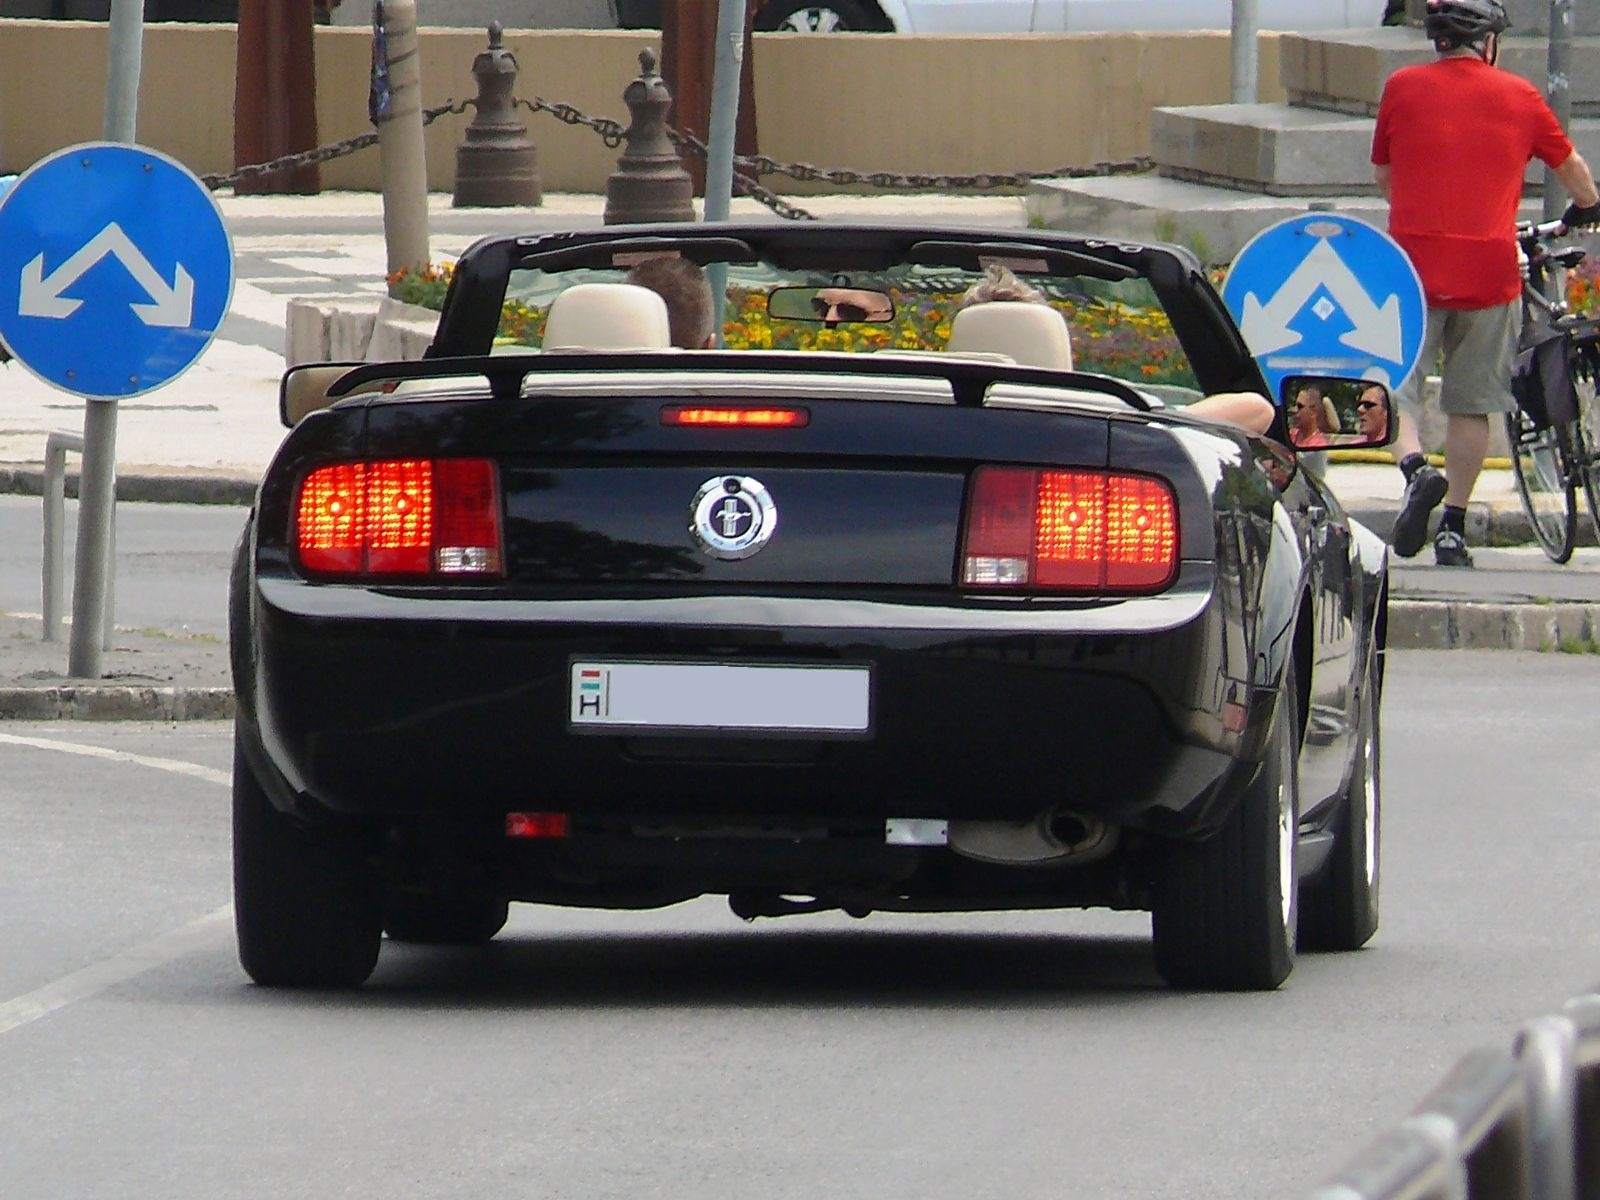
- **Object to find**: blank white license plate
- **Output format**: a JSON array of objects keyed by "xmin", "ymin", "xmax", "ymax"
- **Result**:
[{"xmin": 570, "ymin": 660, "xmax": 871, "ymax": 733}]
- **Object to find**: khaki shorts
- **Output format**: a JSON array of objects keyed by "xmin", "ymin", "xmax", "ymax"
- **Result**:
[{"xmin": 1393, "ymin": 301, "xmax": 1518, "ymax": 418}]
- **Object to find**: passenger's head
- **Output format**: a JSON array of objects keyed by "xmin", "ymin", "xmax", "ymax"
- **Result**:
[
  {"xmin": 956, "ymin": 263, "xmax": 1047, "ymax": 310},
  {"xmin": 624, "ymin": 256, "xmax": 716, "ymax": 349}
]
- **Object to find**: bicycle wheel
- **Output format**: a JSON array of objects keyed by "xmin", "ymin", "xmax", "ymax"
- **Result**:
[{"xmin": 1506, "ymin": 408, "xmax": 1577, "ymax": 563}]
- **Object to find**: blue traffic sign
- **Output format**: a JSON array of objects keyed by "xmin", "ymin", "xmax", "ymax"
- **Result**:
[
  {"xmin": 0, "ymin": 143, "xmax": 234, "ymax": 400},
  {"xmin": 1221, "ymin": 212, "xmax": 1426, "ymax": 403}
]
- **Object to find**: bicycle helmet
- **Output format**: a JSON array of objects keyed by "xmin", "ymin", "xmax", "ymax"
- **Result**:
[{"xmin": 1424, "ymin": 0, "xmax": 1509, "ymax": 50}]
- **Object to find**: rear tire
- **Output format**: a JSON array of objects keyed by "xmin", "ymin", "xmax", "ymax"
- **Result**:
[
  {"xmin": 384, "ymin": 892, "xmax": 509, "ymax": 945},
  {"xmin": 753, "ymin": 0, "xmax": 887, "ymax": 32},
  {"xmin": 1298, "ymin": 650, "xmax": 1381, "ymax": 951},
  {"xmin": 1506, "ymin": 409, "xmax": 1577, "ymax": 563},
  {"xmin": 232, "ymin": 738, "xmax": 381, "ymax": 988},
  {"xmin": 1152, "ymin": 658, "xmax": 1300, "ymax": 991}
]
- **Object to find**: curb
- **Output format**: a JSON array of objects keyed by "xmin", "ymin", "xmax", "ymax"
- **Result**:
[
  {"xmin": 0, "ymin": 466, "xmax": 256, "ymax": 506},
  {"xmin": 1, "ymin": 599, "xmax": 1594, "ymax": 722},
  {"xmin": 0, "ymin": 686, "xmax": 235, "ymax": 722}
]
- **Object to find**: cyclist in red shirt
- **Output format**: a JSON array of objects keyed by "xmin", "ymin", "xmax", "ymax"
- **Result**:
[{"xmin": 1371, "ymin": 0, "xmax": 1600, "ymax": 566}]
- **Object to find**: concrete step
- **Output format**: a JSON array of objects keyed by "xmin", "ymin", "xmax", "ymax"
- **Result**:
[
  {"xmin": 1027, "ymin": 172, "xmax": 1568, "ymax": 264},
  {"xmin": 1282, "ymin": 29, "xmax": 1600, "ymax": 118},
  {"xmin": 1150, "ymin": 105, "xmax": 1600, "ymax": 197}
]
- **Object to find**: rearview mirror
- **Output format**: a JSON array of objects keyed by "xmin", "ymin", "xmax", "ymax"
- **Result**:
[
  {"xmin": 1281, "ymin": 376, "xmax": 1394, "ymax": 451},
  {"xmin": 768, "ymin": 286, "xmax": 895, "ymax": 325}
]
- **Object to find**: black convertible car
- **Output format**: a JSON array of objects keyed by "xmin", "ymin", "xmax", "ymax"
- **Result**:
[{"xmin": 229, "ymin": 222, "xmax": 1390, "ymax": 991}]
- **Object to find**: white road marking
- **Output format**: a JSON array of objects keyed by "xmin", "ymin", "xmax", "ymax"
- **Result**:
[
  {"xmin": 0, "ymin": 907, "xmax": 234, "ymax": 1037},
  {"xmin": 0, "ymin": 731, "xmax": 235, "ymax": 1035},
  {"xmin": 0, "ymin": 731, "xmax": 231, "ymax": 788}
]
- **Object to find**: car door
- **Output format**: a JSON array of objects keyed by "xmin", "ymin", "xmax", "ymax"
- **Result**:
[
  {"xmin": 1280, "ymin": 461, "xmax": 1363, "ymax": 813},
  {"xmin": 897, "ymin": 0, "xmax": 1051, "ymax": 33},
  {"xmin": 1059, "ymin": 0, "xmax": 1368, "ymax": 31}
]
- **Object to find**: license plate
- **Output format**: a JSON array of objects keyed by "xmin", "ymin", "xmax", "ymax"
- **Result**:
[{"xmin": 570, "ymin": 660, "xmax": 871, "ymax": 734}]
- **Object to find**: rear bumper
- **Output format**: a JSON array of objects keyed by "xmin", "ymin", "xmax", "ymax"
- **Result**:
[{"xmin": 242, "ymin": 567, "xmax": 1264, "ymax": 838}]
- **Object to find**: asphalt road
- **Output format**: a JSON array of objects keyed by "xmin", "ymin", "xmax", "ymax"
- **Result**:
[
  {"xmin": 0, "ymin": 494, "xmax": 246, "ymax": 639},
  {"xmin": 1, "ymin": 650, "xmax": 1596, "ymax": 1200}
]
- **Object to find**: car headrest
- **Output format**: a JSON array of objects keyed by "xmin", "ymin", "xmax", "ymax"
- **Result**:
[
  {"xmin": 543, "ymin": 283, "xmax": 672, "ymax": 351},
  {"xmin": 946, "ymin": 302, "xmax": 1073, "ymax": 371}
]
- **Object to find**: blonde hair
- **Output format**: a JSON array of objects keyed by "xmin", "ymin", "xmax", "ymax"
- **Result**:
[{"xmin": 957, "ymin": 263, "xmax": 1047, "ymax": 309}]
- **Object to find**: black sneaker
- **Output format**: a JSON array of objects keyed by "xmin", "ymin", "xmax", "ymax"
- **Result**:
[
  {"xmin": 1392, "ymin": 464, "xmax": 1447, "ymax": 557},
  {"xmin": 1433, "ymin": 528, "xmax": 1474, "ymax": 568}
]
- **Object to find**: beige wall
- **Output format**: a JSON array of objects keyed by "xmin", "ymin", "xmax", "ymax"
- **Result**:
[{"xmin": 0, "ymin": 20, "xmax": 1282, "ymax": 192}]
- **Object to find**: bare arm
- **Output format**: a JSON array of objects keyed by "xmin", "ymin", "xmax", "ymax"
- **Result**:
[
  {"xmin": 1189, "ymin": 392, "xmax": 1275, "ymax": 435},
  {"xmin": 1555, "ymin": 151, "xmax": 1600, "ymax": 208},
  {"xmin": 1373, "ymin": 164, "xmax": 1391, "ymax": 201}
]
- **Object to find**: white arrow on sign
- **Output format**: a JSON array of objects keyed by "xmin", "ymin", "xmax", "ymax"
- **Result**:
[
  {"xmin": 1239, "ymin": 235, "xmax": 1403, "ymax": 363},
  {"xmin": 18, "ymin": 221, "xmax": 195, "ymax": 328}
]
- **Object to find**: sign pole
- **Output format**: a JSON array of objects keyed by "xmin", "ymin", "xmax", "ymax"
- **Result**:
[
  {"xmin": 1230, "ymin": 0, "xmax": 1260, "ymax": 104},
  {"xmin": 69, "ymin": 0, "xmax": 145, "ymax": 677},
  {"xmin": 702, "ymin": 0, "xmax": 745, "ymax": 346}
]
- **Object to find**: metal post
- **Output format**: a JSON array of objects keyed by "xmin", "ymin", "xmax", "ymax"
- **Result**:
[
  {"xmin": 1230, "ymin": 0, "xmax": 1260, "ymax": 105},
  {"xmin": 104, "ymin": 0, "xmax": 144, "ymax": 143},
  {"xmin": 42, "ymin": 432, "xmax": 82, "ymax": 644},
  {"xmin": 67, "ymin": 0, "xmax": 142, "ymax": 676},
  {"xmin": 703, "ymin": 0, "xmax": 745, "ymax": 345},
  {"xmin": 1543, "ymin": 0, "xmax": 1574, "ymax": 223},
  {"xmin": 376, "ymin": 0, "xmax": 432, "ymax": 292},
  {"xmin": 68, "ymin": 404, "xmax": 117, "ymax": 676}
]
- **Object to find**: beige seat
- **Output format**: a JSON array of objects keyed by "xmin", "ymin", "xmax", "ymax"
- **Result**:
[
  {"xmin": 542, "ymin": 283, "xmax": 672, "ymax": 351},
  {"xmin": 946, "ymin": 302, "xmax": 1073, "ymax": 370}
]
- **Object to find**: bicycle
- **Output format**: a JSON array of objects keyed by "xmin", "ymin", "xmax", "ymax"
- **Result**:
[{"xmin": 1504, "ymin": 219, "xmax": 1600, "ymax": 562}]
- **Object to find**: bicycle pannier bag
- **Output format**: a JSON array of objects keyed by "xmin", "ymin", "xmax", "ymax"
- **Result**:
[{"xmin": 1512, "ymin": 334, "xmax": 1578, "ymax": 430}]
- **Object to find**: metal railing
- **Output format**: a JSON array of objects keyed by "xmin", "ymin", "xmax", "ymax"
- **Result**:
[
  {"xmin": 41, "ymin": 431, "xmax": 113, "ymax": 650},
  {"xmin": 1309, "ymin": 989, "xmax": 1600, "ymax": 1199}
]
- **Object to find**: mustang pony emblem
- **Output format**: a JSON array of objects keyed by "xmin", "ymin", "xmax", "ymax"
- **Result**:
[{"xmin": 690, "ymin": 475, "xmax": 777, "ymax": 559}]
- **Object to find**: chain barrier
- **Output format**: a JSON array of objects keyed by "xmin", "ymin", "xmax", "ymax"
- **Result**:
[
  {"xmin": 199, "ymin": 99, "xmax": 473, "ymax": 192},
  {"xmin": 204, "ymin": 91, "xmax": 1153, "ymax": 223},
  {"xmin": 516, "ymin": 94, "xmax": 1153, "ymax": 222}
]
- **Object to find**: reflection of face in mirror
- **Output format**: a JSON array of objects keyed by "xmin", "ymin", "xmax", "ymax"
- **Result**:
[
  {"xmin": 1289, "ymin": 384, "xmax": 1331, "ymax": 448},
  {"xmin": 768, "ymin": 286, "xmax": 896, "ymax": 326},
  {"xmin": 1355, "ymin": 384, "xmax": 1389, "ymax": 442},
  {"xmin": 811, "ymin": 287, "xmax": 894, "ymax": 325}
]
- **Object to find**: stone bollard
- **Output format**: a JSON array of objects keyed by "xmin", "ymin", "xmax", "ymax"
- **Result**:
[
  {"xmin": 453, "ymin": 22, "xmax": 542, "ymax": 208},
  {"xmin": 603, "ymin": 47, "xmax": 695, "ymax": 226}
]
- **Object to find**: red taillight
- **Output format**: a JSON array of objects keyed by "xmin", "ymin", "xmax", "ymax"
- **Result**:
[
  {"xmin": 961, "ymin": 467, "xmax": 1178, "ymax": 593},
  {"xmin": 661, "ymin": 405, "xmax": 809, "ymax": 428},
  {"xmin": 506, "ymin": 812, "xmax": 569, "ymax": 839},
  {"xmin": 295, "ymin": 458, "xmax": 502, "ymax": 578}
]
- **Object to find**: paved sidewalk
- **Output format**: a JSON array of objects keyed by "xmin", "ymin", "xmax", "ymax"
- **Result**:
[{"xmin": 1, "ymin": 189, "xmax": 1596, "ymax": 718}]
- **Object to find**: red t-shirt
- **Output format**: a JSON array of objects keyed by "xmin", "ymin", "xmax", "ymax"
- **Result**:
[{"xmin": 1371, "ymin": 56, "xmax": 1574, "ymax": 308}]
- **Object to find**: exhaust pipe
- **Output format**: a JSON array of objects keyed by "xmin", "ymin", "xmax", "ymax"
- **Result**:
[{"xmin": 948, "ymin": 809, "xmax": 1118, "ymax": 866}]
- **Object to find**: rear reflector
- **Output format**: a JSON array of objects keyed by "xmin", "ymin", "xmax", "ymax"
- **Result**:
[
  {"xmin": 296, "ymin": 458, "xmax": 503, "ymax": 578},
  {"xmin": 961, "ymin": 467, "xmax": 1178, "ymax": 593},
  {"xmin": 661, "ymin": 406, "xmax": 809, "ymax": 428},
  {"xmin": 506, "ymin": 812, "xmax": 569, "ymax": 839}
]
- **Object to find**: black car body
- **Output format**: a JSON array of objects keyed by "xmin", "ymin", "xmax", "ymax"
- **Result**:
[{"xmin": 230, "ymin": 222, "xmax": 1389, "ymax": 990}]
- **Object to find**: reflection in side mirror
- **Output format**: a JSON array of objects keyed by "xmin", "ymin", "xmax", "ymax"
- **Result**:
[
  {"xmin": 768, "ymin": 286, "xmax": 895, "ymax": 325},
  {"xmin": 1281, "ymin": 375, "xmax": 1394, "ymax": 451}
]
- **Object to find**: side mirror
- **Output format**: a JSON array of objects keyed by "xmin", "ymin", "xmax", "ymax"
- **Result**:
[
  {"xmin": 768, "ymin": 286, "xmax": 895, "ymax": 325},
  {"xmin": 279, "ymin": 362, "xmax": 382, "ymax": 428},
  {"xmin": 1281, "ymin": 375, "xmax": 1394, "ymax": 451}
]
